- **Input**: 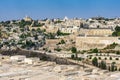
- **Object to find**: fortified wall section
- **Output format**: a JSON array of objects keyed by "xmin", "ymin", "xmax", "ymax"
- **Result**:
[{"xmin": 76, "ymin": 37, "xmax": 120, "ymax": 50}]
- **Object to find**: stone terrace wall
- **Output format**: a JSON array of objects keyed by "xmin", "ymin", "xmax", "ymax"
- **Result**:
[{"xmin": 0, "ymin": 49, "xmax": 77, "ymax": 65}]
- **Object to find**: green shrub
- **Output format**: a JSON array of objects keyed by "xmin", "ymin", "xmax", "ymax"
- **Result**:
[
  {"xmin": 89, "ymin": 56, "xmax": 92, "ymax": 59},
  {"xmin": 92, "ymin": 48, "xmax": 98, "ymax": 53},
  {"xmin": 99, "ymin": 61, "xmax": 107, "ymax": 69},
  {"xmin": 116, "ymin": 51, "xmax": 120, "ymax": 55},
  {"xmin": 48, "ymin": 50, "xmax": 51, "ymax": 53},
  {"xmin": 104, "ymin": 57, "xmax": 107, "ymax": 60},
  {"xmin": 116, "ymin": 58, "xmax": 119, "ymax": 60},
  {"xmin": 54, "ymin": 47, "xmax": 61, "ymax": 52},
  {"xmin": 92, "ymin": 57, "xmax": 98, "ymax": 67},
  {"xmin": 110, "ymin": 57, "xmax": 112, "ymax": 60},
  {"xmin": 78, "ymin": 57, "xmax": 82, "ymax": 61},
  {"xmin": 98, "ymin": 57, "xmax": 101, "ymax": 60},
  {"xmin": 71, "ymin": 47, "xmax": 77, "ymax": 53}
]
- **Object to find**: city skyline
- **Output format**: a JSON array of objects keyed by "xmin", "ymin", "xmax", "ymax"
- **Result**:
[{"xmin": 0, "ymin": 0, "xmax": 120, "ymax": 21}]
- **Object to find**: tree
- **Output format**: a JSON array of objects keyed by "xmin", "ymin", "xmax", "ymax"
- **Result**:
[
  {"xmin": 48, "ymin": 50, "xmax": 51, "ymax": 53},
  {"xmin": 37, "ymin": 28, "xmax": 42, "ymax": 33},
  {"xmin": 117, "ymin": 32, "xmax": 120, "ymax": 36},
  {"xmin": 112, "ymin": 32, "xmax": 117, "ymax": 36},
  {"xmin": 54, "ymin": 20, "xmax": 63, "ymax": 24},
  {"xmin": 116, "ymin": 58, "xmax": 119, "ymax": 60},
  {"xmin": 92, "ymin": 57, "xmax": 98, "ymax": 67},
  {"xmin": 56, "ymin": 29, "xmax": 61, "ymax": 36},
  {"xmin": 19, "ymin": 20, "xmax": 32, "ymax": 28},
  {"xmin": 20, "ymin": 28, "xmax": 24, "ymax": 32},
  {"xmin": 61, "ymin": 39, "xmax": 65, "ymax": 44},
  {"xmin": 116, "ymin": 51, "xmax": 120, "ymax": 55},
  {"xmin": 99, "ymin": 61, "xmax": 107, "ymax": 69},
  {"xmin": 13, "ymin": 29, "xmax": 17, "ymax": 33},
  {"xmin": 56, "ymin": 29, "xmax": 70, "ymax": 36},
  {"xmin": 19, "ymin": 33, "xmax": 27, "ymax": 39},
  {"xmin": 105, "ymin": 42, "xmax": 118, "ymax": 49},
  {"xmin": 71, "ymin": 47, "xmax": 77, "ymax": 53},
  {"xmin": 46, "ymin": 33, "xmax": 56, "ymax": 39},
  {"xmin": 42, "ymin": 29, "xmax": 46, "ymax": 32},
  {"xmin": 110, "ymin": 56, "xmax": 112, "ymax": 60},
  {"xmin": 112, "ymin": 62, "xmax": 116, "ymax": 64},
  {"xmin": 92, "ymin": 48, "xmax": 98, "ymax": 53},
  {"xmin": 104, "ymin": 57, "xmax": 107, "ymax": 60},
  {"xmin": 54, "ymin": 47, "xmax": 61, "ymax": 52},
  {"xmin": 111, "ymin": 62, "xmax": 116, "ymax": 72},
  {"xmin": 115, "ymin": 26, "xmax": 120, "ymax": 32},
  {"xmin": 89, "ymin": 56, "xmax": 92, "ymax": 59},
  {"xmin": 43, "ymin": 48, "xmax": 48, "ymax": 51},
  {"xmin": 97, "ymin": 25, "xmax": 100, "ymax": 28},
  {"xmin": 96, "ymin": 53, "xmax": 98, "ymax": 56},
  {"xmin": 111, "ymin": 64, "xmax": 115, "ymax": 72},
  {"xmin": 32, "ymin": 21, "xmax": 44, "ymax": 27},
  {"xmin": 71, "ymin": 47, "xmax": 77, "ymax": 58},
  {"xmin": 112, "ymin": 26, "xmax": 120, "ymax": 36},
  {"xmin": 100, "ymin": 53, "xmax": 102, "ymax": 56},
  {"xmin": 108, "ymin": 66, "xmax": 111, "ymax": 71},
  {"xmin": 32, "ymin": 29, "xmax": 35, "ymax": 32},
  {"xmin": 98, "ymin": 57, "xmax": 101, "ymax": 60},
  {"xmin": 34, "ymin": 34, "xmax": 38, "ymax": 40},
  {"xmin": 71, "ymin": 54, "xmax": 75, "ymax": 59},
  {"xmin": 78, "ymin": 57, "xmax": 82, "ymax": 61}
]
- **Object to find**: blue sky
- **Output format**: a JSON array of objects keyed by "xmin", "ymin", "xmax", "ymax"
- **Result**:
[{"xmin": 0, "ymin": 0, "xmax": 120, "ymax": 21}]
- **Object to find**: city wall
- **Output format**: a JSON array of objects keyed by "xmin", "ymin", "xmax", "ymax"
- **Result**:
[{"xmin": 76, "ymin": 36, "xmax": 120, "ymax": 50}]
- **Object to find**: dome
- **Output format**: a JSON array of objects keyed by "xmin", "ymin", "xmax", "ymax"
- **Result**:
[{"xmin": 63, "ymin": 16, "xmax": 69, "ymax": 21}]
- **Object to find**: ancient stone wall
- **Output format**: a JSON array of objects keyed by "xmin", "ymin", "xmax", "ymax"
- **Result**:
[
  {"xmin": 79, "ymin": 28, "xmax": 113, "ymax": 36},
  {"xmin": 0, "ymin": 49, "xmax": 76, "ymax": 65},
  {"xmin": 76, "ymin": 37, "xmax": 120, "ymax": 50},
  {"xmin": 45, "ymin": 39, "xmax": 61, "ymax": 50}
]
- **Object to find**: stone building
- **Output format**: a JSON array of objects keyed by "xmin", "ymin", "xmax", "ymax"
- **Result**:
[
  {"xmin": 60, "ymin": 26, "xmax": 80, "ymax": 34},
  {"xmin": 23, "ymin": 16, "xmax": 32, "ymax": 22}
]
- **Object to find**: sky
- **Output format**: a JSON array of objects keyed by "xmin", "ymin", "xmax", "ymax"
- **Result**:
[{"xmin": 0, "ymin": 0, "xmax": 120, "ymax": 21}]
